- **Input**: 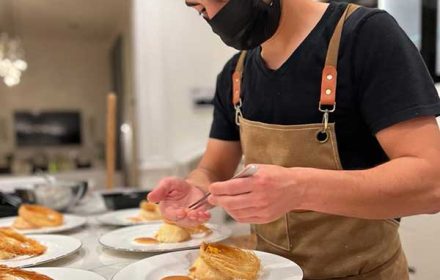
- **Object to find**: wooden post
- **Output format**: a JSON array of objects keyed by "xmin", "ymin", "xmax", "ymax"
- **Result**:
[{"xmin": 106, "ymin": 93, "xmax": 117, "ymax": 190}]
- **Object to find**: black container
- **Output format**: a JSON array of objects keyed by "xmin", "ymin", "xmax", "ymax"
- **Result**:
[{"xmin": 101, "ymin": 190, "xmax": 150, "ymax": 210}]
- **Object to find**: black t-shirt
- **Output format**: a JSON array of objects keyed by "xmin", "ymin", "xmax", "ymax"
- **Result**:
[{"xmin": 209, "ymin": 2, "xmax": 440, "ymax": 170}]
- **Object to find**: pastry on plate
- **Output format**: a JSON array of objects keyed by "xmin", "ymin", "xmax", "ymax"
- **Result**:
[
  {"xmin": 127, "ymin": 200, "xmax": 162, "ymax": 223},
  {"xmin": 0, "ymin": 265, "xmax": 53, "ymax": 280},
  {"xmin": 188, "ymin": 242, "xmax": 260, "ymax": 280},
  {"xmin": 183, "ymin": 224, "xmax": 213, "ymax": 235},
  {"xmin": 154, "ymin": 222, "xmax": 191, "ymax": 243},
  {"xmin": 12, "ymin": 204, "xmax": 64, "ymax": 230},
  {"xmin": 139, "ymin": 201, "xmax": 162, "ymax": 220},
  {"xmin": 160, "ymin": 276, "xmax": 192, "ymax": 280},
  {"xmin": 134, "ymin": 221, "xmax": 212, "ymax": 245},
  {"xmin": 0, "ymin": 227, "xmax": 46, "ymax": 260}
]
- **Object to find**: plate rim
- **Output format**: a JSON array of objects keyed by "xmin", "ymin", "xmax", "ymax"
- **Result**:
[
  {"xmin": 0, "ymin": 234, "xmax": 83, "ymax": 268},
  {"xmin": 28, "ymin": 267, "xmax": 106, "ymax": 280},
  {"xmin": 111, "ymin": 248, "xmax": 304, "ymax": 280},
  {"xmin": 0, "ymin": 215, "xmax": 87, "ymax": 234},
  {"xmin": 96, "ymin": 208, "xmax": 162, "ymax": 226},
  {"xmin": 99, "ymin": 223, "xmax": 232, "ymax": 253}
]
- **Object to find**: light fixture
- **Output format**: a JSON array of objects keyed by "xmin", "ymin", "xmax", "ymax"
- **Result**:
[{"xmin": 0, "ymin": 32, "xmax": 27, "ymax": 87}]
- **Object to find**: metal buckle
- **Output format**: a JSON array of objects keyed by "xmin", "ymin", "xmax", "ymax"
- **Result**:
[
  {"xmin": 234, "ymin": 98, "xmax": 243, "ymax": 126},
  {"xmin": 317, "ymin": 110, "xmax": 330, "ymax": 143},
  {"xmin": 321, "ymin": 109, "xmax": 329, "ymax": 132},
  {"xmin": 318, "ymin": 102, "xmax": 336, "ymax": 113},
  {"xmin": 318, "ymin": 102, "xmax": 335, "ymax": 136}
]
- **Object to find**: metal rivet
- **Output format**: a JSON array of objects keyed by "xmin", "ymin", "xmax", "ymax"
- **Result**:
[
  {"xmin": 327, "ymin": 74, "xmax": 333, "ymax": 80},
  {"xmin": 235, "ymin": 90, "xmax": 239, "ymax": 94},
  {"xmin": 235, "ymin": 79, "xmax": 239, "ymax": 83},
  {"xmin": 325, "ymin": 89, "xmax": 332, "ymax": 95}
]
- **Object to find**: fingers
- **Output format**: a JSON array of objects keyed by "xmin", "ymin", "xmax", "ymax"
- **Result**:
[
  {"xmin": 161, "ymin": 204, "xmax": 210, "ymax": 227},
  {"xmin": 173, "ymin": 209, "xmax": 211, "ymax": 228},
  {"xmin": 186, "ymin": 208, "xmax": 211, "ymax": 222},
  {"xmin": 146, "ymin": 190, "xmax": 161, "ymax": 203},
  {"xmin": 228, "ymin": 207, "xmax": 262, "ymax": 222},
  {"xmin": 227, "ymin": 207, "xmax": 276, "ymax": 224},
  {"xmin": 173, "ymin": 217, "xmax": 209, "ymax": 228},
  {"xmin": 209, "ymin": 178, "xmax": 253, "ymax": 196},
  {"xmin": 161, "ymin": 206, "xmax": 187, "ymax": 221},
  {"xmin": 208, "ymin": 192, "xmax": 265, "ymax": 210}
]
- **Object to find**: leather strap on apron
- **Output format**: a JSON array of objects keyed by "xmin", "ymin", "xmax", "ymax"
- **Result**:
[
  {"xmin": 232, "ymin": 50, "xmax": 248, "ymax": 106},
  {"xmin": 232, "ymin": 5, "xmax": 359, "ymax": 109},
  {"xmin": 320, "ymin": 3, "xmax": 358, "ymax": 108},
  {"xmin": 229, "ymin": 4, "xmax": 409, "ymax": 280}
]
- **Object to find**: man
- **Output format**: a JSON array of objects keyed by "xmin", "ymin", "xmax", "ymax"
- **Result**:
[{"xmin": 148, "ymin": 0, "xmax": 440, "ymax": 279}]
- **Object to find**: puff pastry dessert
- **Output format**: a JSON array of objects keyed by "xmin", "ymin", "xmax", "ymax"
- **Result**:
[
  {"xmin": 128, "ymin": 200, "xmax": 162, "ymax": 223},
  {"xmin": 134, "ymin": 221, "xmax": 212, "ymax": 245},
  {"xmin": 12, "ymin": 204, "xmax": 64, "ymax": 230},
  {"xmin": 188, "ymin": 242, "xmax": 260, "ymax": 280},
  {"xmin": 0, "ymin": 265, "xmax": 53, "ymax": 280},
  {"xmin": 154, "ymin": 222, "xmax": 191, "ymax": 243},
  {"xmin": 0, "ymin": 227, "xmax": 46, "ymax": 260},
  {"xmin": 139, "ymin": 200, "xmax": 162, "ymax": 220}
]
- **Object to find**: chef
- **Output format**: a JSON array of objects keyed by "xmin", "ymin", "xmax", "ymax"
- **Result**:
[{"xmin": 148, "ymin": 0, "xmax": 440, "ymax": 279}]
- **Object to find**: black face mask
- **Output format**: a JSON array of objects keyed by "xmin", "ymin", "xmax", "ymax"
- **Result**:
[{"xmin": 206, "ymin": 0, "xmax": 282, "ymax": 50}]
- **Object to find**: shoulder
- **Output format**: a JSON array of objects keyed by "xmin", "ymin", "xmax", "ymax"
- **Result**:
[
  {"xmin": 346, "ymin": 6, "xmax": 389, "ymax": 28},
  {"xmin": 345, "ymin": 6, "xmax": 407, "ymax": 43}
]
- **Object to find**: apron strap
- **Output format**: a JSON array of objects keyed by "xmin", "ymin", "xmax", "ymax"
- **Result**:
[
  {"xmin": 232, "ymin": 51, "xmax": 248, "ymax": 106},
  {"xmin": 320, "ymin": 4, "xmax": 360, "ymax": 109},
  {"xmin": 232, "ymin": 4, "xmax": 360, "ymax": 110}
]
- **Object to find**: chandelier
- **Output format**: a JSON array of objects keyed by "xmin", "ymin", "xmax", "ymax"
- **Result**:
[{"xmin": 0, "ymin": 32, "xmax": 28, "ymax": 87}]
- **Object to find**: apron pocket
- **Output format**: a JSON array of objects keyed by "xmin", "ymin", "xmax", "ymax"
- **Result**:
[
  {"xmin": 285, "ymin": 212, "xmax": 403, "ymax": 279},
  {"xmin": 254, "ymin": 214, "xmax": 290, "ymax": 252}
]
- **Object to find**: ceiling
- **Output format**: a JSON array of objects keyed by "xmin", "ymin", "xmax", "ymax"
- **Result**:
[{"xmin": 0, "ymin": 0, "xmax": 128, "ymax": 41}]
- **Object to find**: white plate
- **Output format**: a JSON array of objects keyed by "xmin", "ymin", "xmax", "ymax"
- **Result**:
[
  {"xmin": 112, "ymin": 249, "xmax": 303, "ymax": 280},
  {"xmin": 0, "ymin": 235, "xmax": 82, "ymax": 268},
  {"xmin": 27, "ymin": 267, "xmax": 105, "ymax": 280},
  {"xmin": 99, "ymin": 223, "xmax": 231, "ymax": 253},
  {"xmin": 97, "ymin": 208, "xmax": 161, "ymax": 226},
  {"xmin": 0, "ymin": 215, "xmax": 87, "ymax": 234}
]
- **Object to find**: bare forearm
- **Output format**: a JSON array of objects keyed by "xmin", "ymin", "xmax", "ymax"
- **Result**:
[
  {"xmin": 185, "ymin": 167, "xmax": 222, "ymax": 193},
  {"xmin": 298, "ymin": 157, "xmax": 440, "ymax": 219},
  {"xmin": 185, "ymin": 139, "xmax": 242, "ymax": 193}
]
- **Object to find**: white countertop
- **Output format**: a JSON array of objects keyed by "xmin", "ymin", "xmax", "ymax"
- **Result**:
[
  {"xmin": 36, "ymin": 217, "xmax": 163, "ymax": 279},
  {"xmin": 29, "ymin": 192, "xmax": 248, "ymax": 279}
]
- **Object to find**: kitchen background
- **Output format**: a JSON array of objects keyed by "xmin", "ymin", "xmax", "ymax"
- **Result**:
[{"xmin": 0, "ymin": 0, "xmax": 439, "ymax": 279}]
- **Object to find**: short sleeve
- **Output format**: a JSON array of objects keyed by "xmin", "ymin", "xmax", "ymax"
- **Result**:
[
  {"xmin": 353, "ymin": 12, "xmax": 440, "ymax": 134},
  {"xmin": 209, "ymin": 56, "xmax": 241, "ymax": 141}
]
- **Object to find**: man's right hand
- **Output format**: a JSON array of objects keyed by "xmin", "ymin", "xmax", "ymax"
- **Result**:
[{"xmin": 147, "ymin": 177, "xmax": 211, "ymax": 227}]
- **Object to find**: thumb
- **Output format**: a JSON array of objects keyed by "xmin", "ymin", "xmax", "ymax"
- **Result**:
[
  {"xmin": 147, "ymin": 177, "xmax": 181, "ymax": 203},
  {"xmin": 147, "ymin": 187, "xmax": 168, "ymax": 203}
]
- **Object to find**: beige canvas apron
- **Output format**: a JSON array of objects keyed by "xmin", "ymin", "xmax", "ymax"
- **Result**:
[{"xmin": 231, "ymin": 4, "xmax": 409, "ymax": 280}]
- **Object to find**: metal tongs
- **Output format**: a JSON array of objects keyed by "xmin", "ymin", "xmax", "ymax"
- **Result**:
[{"xmin": 188, "ymin": 164, "xmax": 259, "ymax": 210}]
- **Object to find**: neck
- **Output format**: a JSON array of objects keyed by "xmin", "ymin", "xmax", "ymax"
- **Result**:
[{"xmin": 261, "ymin": 0, "xmax": 329, "ymax": 70}]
